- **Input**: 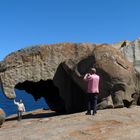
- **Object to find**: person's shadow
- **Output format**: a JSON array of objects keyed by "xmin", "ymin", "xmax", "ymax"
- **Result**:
[{"xmin": 5, "ymin": 109, "xmax": 64, "ymax": 122}]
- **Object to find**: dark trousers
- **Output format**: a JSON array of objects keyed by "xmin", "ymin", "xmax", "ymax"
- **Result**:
[
  {"xmin": 17, "ymin": 111, "xmax": 23, "ymax": 121},
  {"xmin": 87, "ymin": 93, "xmax": 98, "ymax": 114}
]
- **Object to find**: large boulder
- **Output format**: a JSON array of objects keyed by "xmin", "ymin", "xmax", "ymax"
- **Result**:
[
  {"xmin": 64, "ymin": 44, "xmax": 140, "ymax": 109},
  {"xmin": 111, "ymin": 38, "xmax": 140, "ymax": 106},
  {"xmin": 0, "ymin": 42, "xmax": 140, "ymax": 113}
]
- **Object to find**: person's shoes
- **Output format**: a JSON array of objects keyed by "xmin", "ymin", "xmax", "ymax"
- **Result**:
[{"xmin": 85, "ymin": 112, "xmax": 91, "ymax": 115}]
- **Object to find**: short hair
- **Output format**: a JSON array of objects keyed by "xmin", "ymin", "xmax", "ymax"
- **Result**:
[{"xmin": 90, "ymin": 68, "xmax": 96, "ymax": 73}]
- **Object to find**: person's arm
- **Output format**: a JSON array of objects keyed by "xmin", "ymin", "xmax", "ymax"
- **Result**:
[
  {"xmin": 83, "ymin": 73, "xmax": 92, "ymax": 81},
  {"xmin": 14, "ymin": 99, "xmax": 18, "ymax": 105}
]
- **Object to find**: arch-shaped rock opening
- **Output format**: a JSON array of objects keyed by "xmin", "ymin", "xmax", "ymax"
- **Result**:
[
  {"xmin": 1, "ymin": 42, "xmax": 140, "ymax": 115},
  {"xmin": 15, "ymin": 80, "xmax": 66, "ymax": 113}
]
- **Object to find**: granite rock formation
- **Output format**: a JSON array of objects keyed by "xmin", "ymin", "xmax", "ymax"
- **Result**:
[
  {"xmin": 112, "ymin": 38, "xmax": 140, "ymax": 72},
  {"xmin": 0, "ymin": 42, "xmax": 140, "ymax": 113},
  {"xmin": 111, "ymin": 38, "xmax": 140, "ymax": 106}
]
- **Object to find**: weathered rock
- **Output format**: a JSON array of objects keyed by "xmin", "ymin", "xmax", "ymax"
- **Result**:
[
  {"xmin": 0, "ymin": 108, "xmax": 5, "ymax": 127},
  {"xmin": 67, "ymin": 44, "xmax": 140, "ymax": 109},
  {"xmin": 1, "ymin": 107, "xmax": 140, "ymax": 140},
  {"xmin": 111, "ymin": 39, "xmax": 140, "ymax": 106},
  {"xmin": 0, "ymin": 42, "xmax": 140, "ymax": 113},
  {"xmin": 112, "ymin": 38, "xmax": 140, "ymax": 73}
]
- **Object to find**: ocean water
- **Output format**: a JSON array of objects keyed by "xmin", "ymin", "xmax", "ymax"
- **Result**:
[{"xmin": 0, "ymin": 87, "xmax": 48, "ymax": 117}]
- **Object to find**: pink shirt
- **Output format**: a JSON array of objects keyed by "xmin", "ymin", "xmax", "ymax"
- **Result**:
[{"xmin": 84, "ymin": 73, "xmax": 100, "ymax": 93}]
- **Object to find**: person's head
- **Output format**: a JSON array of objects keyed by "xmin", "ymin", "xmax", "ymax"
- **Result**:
[
  {"xmin": 90, "ymin": 68, "xmax": 96, "ymax": 74},
  {"xmin": 19, "ymin": 99, "xmax": 22, "ymax": 103}
]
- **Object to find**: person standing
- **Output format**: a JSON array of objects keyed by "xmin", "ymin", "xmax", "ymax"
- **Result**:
[
  {"xmin": 84, "ymin": 68, "xmax": 100, "ymax": 115},
  {"xmin": 14, "ymin": 99, "xmax": 26, "ymax": 121}
]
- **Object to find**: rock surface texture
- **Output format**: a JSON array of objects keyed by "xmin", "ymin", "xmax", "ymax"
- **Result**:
[
  {"xmin": 0, "ymin": 42, "xmax": 140, "ymax": 113},
  {"xmin": 0, "ymin": 108, "xmax": 5, "ymax": 127},
  {"xmin": 1, "ymin": 107, "xmax": 140, "ymax": 140},
  {"xmin": 112, "ymin": 38, "xmax": 140, "ymax": 72}
]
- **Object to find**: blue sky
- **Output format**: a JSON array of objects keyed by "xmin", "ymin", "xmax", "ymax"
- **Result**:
[{"xmin": 0, "ymin": 0, "xmax": 140, "ymax": 60}]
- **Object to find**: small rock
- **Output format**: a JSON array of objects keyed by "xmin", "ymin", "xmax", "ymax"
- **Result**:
[{"xmin": 0, "ymin": 108, "xmax": 6, "ymax": 127}]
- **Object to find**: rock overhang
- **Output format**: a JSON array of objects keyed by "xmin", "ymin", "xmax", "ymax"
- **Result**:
[{"xmin": 0, "ymin": 42, "xmax": 140, "ymax": 113}]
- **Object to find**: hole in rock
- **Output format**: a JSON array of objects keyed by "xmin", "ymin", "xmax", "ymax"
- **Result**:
[
  {"xmin": 14, "ymin": 88, "xmax": 47, "ymax": 112},
  {"xmin": 15, "ymin": 80, "xmax": 66, "ymax": 113}
]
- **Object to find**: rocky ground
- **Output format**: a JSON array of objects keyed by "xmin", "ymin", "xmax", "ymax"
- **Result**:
[{"xmin": 1, "ymin": 106, "xmax": 140, "ymax": 140}]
